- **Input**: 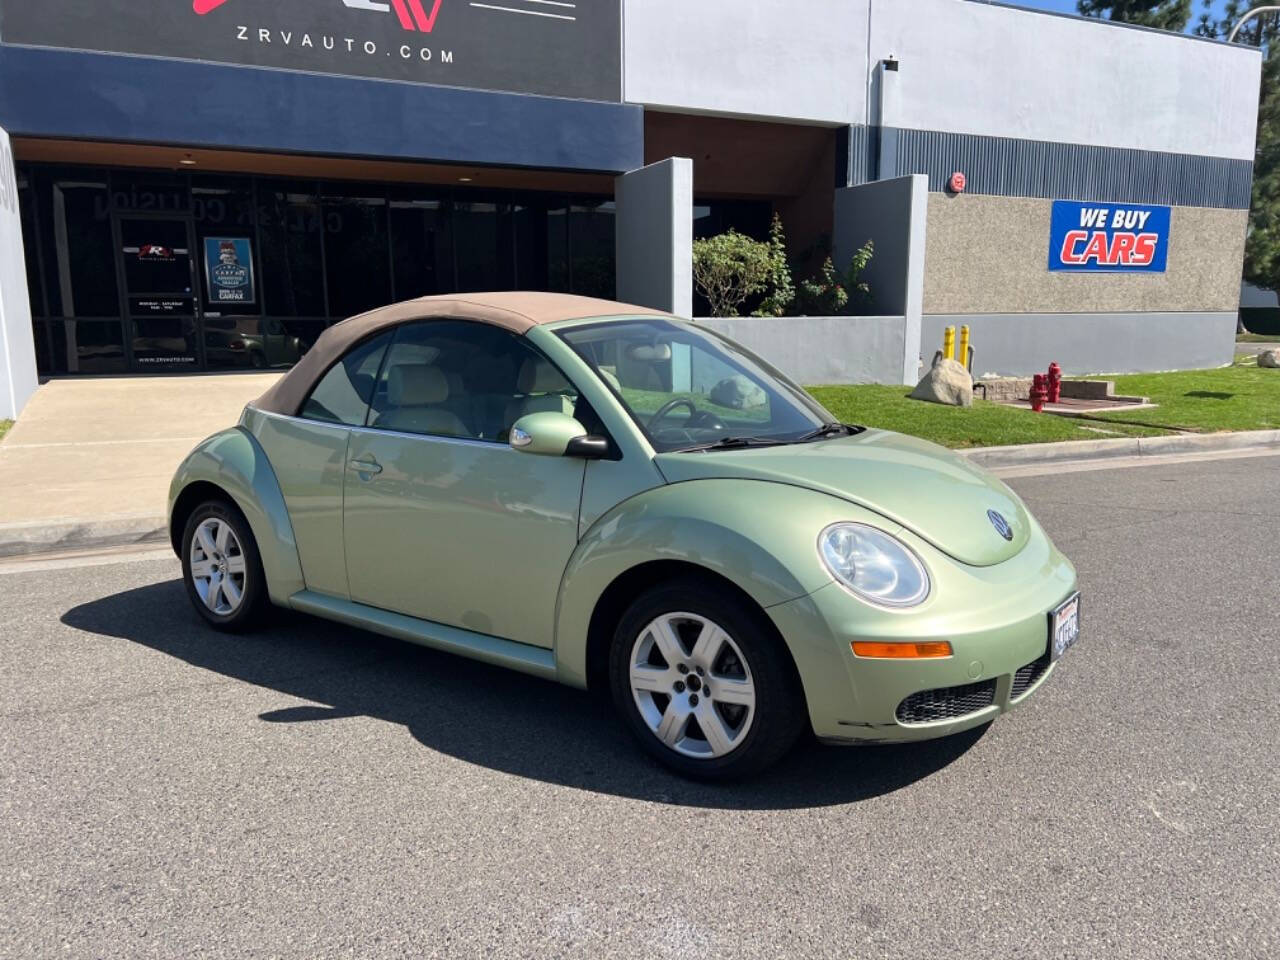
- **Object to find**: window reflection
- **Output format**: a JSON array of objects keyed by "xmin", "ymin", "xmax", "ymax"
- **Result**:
[{"xmin": 22, "ymin": 163, "xmax": 631, "ymax": 376}]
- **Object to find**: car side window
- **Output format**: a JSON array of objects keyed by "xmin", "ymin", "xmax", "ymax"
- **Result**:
[
  {"xmin": 300, "ymin": 332, "xmax": 393, "ymax": 426},
  {"xmin": 368, "ymin": 320, "xmax": 578, "ymax": 442}
]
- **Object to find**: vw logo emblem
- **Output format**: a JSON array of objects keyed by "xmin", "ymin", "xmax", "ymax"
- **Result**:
[{"xmin": 987, "ymin": 509, "xmax": 1014, "ymax": 541}]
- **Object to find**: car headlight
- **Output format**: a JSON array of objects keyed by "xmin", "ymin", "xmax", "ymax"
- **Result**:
[{"xmin": 818, "ymin": 522, "xmax": 930, "ymax": 607}]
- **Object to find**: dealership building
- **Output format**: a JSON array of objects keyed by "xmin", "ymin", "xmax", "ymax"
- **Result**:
[{"xmin": 0, "ymin": 0, "xmax": 1262, "ymax": 417}]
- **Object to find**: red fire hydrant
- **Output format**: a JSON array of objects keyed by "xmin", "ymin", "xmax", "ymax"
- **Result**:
[
  {"xmin": 1030, "ymin": 373, "xmax": 1048, "ymax": 413},
  {"xmin": 1046, "ymin": 362, "xmax": 1062, "ymax": 404}
]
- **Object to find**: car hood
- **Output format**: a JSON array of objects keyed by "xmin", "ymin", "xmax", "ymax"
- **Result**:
[{"xmin": 654, "ymin": 429, "xmax": 1031, "ymax": 567}]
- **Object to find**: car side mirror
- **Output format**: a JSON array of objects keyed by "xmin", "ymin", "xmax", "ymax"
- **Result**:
[{"xmin": 510, "ymin": 412, "xmax": 608, "ymax": 459}]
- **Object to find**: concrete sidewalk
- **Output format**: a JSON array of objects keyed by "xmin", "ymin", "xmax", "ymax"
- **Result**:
[{"xmin": 0, "ymin": 374, "xmax": 278, "ymax": 554}]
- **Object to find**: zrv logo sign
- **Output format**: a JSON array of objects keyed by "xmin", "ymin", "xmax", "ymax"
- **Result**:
[
  {"xmin": 0, "ymin": 0, "xmax": 621, "ymax": 102},
  {"xmin": 1048, "ymin": 200, "xmax": 1171, "ymax": 273},
  {"xmin": 194, "ymin": 0, "xmax": 444, "ymax": 33}
]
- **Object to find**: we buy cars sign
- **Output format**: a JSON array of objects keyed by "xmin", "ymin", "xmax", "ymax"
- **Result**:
[{"xmin": 1048, "ymin": 200, "xmax": 1170, "ymax": 273}]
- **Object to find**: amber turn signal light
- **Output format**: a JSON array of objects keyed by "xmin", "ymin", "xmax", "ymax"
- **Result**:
[{"xmin": 851, "ymin": 641, "xmax": 953, "ymax": 659}]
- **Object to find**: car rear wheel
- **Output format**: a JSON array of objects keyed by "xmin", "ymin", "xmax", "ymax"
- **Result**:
[
  {"xmin": 181, "ymin": 501, "xmax": 268, "ymax": 632},
  {"xmin": 609, "ymin": 582, "xmax": 806, "ymax": 780}
]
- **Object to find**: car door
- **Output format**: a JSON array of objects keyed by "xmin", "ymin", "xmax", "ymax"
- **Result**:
[
  {"xmin": 342, "ymin": 319, "xmax": 587, "ymax": 650},
  {"xmin": 252, "ymin": 329, "xmax": 394, "ymax": 599}
]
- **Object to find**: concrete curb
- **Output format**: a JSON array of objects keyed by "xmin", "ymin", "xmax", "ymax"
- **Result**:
[
  {"xmin": 961, "ymin": 428, "xmax": 1280, "ymax": 468},
  {"xmin": 4, "ymin": 429, "xmax": 1280, "ymax": 559},
  {"xmin": 0, "ymin": 514, "xmax": 168, "ymax": 559}
]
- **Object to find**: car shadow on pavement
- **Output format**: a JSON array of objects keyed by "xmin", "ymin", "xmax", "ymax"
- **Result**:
[{"xmin": 62, "ymin": 579, "xmax": 986, "ymax": 811}]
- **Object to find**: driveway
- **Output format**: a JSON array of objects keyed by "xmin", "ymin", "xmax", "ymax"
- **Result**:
[
  {"xmin": 0, "ymin": 373, "xmax": 277, "ymax": 534},
  {"xmin": 1, "ymin": 453, "xmax": 1277, "ymax": 958}
]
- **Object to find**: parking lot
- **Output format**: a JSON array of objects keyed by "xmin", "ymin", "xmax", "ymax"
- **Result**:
[{"xmin": 2, "ymin": 453, "xmax": 1278, "ymax": 959}]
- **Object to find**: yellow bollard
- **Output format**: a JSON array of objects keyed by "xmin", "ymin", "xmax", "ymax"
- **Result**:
[
  {"xmin": 957, "ymin": 325, "xmax": 970, "ymax": 370},
  {"xmin": 942, "ymin": 326, "xmax": 956, "ymax": 361}
]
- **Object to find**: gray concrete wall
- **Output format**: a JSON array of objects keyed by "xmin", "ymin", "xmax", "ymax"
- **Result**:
[
  {"xmin": 615, "ymin": 157, "xmax": 693, "ymax": 317},
  {"xmin": 699, "ymin": 316, "xmax": 908, "ymax": 386},
  {"xmin": 924, "ymin": 194, "xmax": 1248, "ymax": 315},
  {"xmin": 868, "ymin": 0, "xmax": 1260, "ymax": 161},
  {"xmin": 623, "ymin": 0, "xmax": 868, "ymax": 125},
  {"xmin": 921, "ymin": 312, "xmax": 1237, "ymax": 378},
  {"xmin": 833, "ymin": 175, "xmax": 928, "ymax": 384},
  {"xmin": 0, "ymin": 125, "xmax": 37, "ymax": 420}
]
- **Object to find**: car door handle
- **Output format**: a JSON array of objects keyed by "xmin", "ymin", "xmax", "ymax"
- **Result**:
[{"xmin": 349, "ymin": 458, "xmax": 382, "ymax": 477}]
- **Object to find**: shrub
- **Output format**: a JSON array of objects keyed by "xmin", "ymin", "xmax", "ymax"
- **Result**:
[
  {"xmin": 795, "ymin": 240, "xmax": 875, "ymax": 316},
  {"xmin": 752, "ymin": 213, "xmax": 796, "ymax": 317},
  {"xmin": 692, "ymin": 229, "xmax": 774, "ymax": 317}
]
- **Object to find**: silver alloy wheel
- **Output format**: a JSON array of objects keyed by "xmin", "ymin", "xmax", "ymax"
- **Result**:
[
  {"xmin": 189, "ymin": 517, "xmax": 248, "ymax": 616},
  {"xmin": 629, "ymin": 611, "xmax": 757, "ymax": 759}
]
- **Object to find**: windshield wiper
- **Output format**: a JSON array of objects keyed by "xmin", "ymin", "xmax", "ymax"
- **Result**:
[
  {"xmin": 796, "ymin": 421, "xmax": 862, "ymax": 442},
  {"xmin": 677, "ymin": 436, "xmax": 792, "ymax": 452}
]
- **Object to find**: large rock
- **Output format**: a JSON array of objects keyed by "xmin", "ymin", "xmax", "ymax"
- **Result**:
[
  {"xmin": 1258, "ymin": 348, "xmax": 1280, "ymax": 368},
  {"xmin": 710, "ymin": 374, "xmax": 767, "ymax": 410},
  {"xmin": 910, "ymin": 353, "xmax": 973, "ymax": 407}
]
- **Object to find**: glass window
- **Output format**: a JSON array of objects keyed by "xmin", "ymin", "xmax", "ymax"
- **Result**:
[
  {"xmin": 569, "ymin": 201, "xmax": 615, "ymax": 299},
  {"xmin": 559, "ymin": 317, "xmax": 830, "ymax": 452},
  {"xmin": 323, "ymin": 186, "xmax": 391, "ymax": 318},
  {"xmin": 369, "ymin": 320, "xmax": 576, "ymax": 442},
  {"xmin": 545, "ymin": 205, "xmax": 570, "ymax": 293},
  {"xmin": 301, "ymin": 332, "xmax": 393, "ymax": 426},
  {"xmin": 37, "ymin": 170, "xmax": 119, "ymax": 317},
  {"xmin": 131, "ymin": 314, "xmax": 200, "ymax": 370},
  {"xmin": 44, "ymin": 319, "xmax": 128, "ymax": 374},
  {"xmin": 120, "ymin": 219, "xmax": 194, "ymax": 295},
  {"xmin": 390, "ymin": 196, "xmax": 452, "ymax": 299},
  {"xmin": 257, "ymin": 183, "xmax": 325, "ymax": 317},
  {"xmin": 454, "ymin": 199, "xmax": 515, "ymax": 292},
  {"xmin": 17, "ymin": 169, "xmax": 45, "ymax": 318},
  {"xmin": 111, "ymin": 171, "xmax": 190, "ymax": 214}
]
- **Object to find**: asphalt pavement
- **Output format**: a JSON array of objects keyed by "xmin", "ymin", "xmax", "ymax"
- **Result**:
[{"xmin": 2, "ymin": 454, "xmax": 1278, "ymax": 959}]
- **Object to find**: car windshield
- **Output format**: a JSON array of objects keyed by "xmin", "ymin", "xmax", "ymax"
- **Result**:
[{"xmin": 558, "ymin": 317, "xmax": 838, "ymax": 452}]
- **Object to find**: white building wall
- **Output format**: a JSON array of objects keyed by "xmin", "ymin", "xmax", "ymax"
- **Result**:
[
  {"xmin": 623, "ymin": 0, "xmax": 1261, "ymax": 162},
  {"xmin": 868, "ymin": 0, "xmax": 1260, "ymax": 160},
  {"xmin": 0, "ymin": 125, "xmax": 37, "ymax": 420},
  {"xmin": 622, "ymin": 0, "xmax": 869, "ymax": 126}
]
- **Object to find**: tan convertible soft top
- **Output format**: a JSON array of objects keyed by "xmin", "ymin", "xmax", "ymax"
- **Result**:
[{"xmin": 252, "ymin": 292, "xmax": 668, "ymax": 416}]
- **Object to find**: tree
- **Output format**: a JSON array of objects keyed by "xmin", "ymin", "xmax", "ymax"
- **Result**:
[
  {"xmin": 692, "ymin": 230, "xmax": 773, "ymax": 317},
  {"xmin": 1076, "ymin": 0, "xmax": 1191, "ymax": 31},
  {"xmin": 1197, "ymin": 3, "xmax": 1280, "ymax": 328}
]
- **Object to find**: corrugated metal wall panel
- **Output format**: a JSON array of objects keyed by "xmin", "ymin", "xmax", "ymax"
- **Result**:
[{"xmin": 854, "ymin": 126, "xmax": 1253, "ymax": 209}]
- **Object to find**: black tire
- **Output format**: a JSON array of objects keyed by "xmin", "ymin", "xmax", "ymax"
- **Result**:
[
  {"xmin": 180, "ymin": 499, "xmax": 270, "ymax": 633},
  {"xmin": 608, "ymin": 580, "xmax": 806, "ymax": 780}
]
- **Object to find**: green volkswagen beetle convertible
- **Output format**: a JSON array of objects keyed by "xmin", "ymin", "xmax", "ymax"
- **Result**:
[{"xmin": 169, "ymin": 293, "xmax": 1079, "ymax": 779}]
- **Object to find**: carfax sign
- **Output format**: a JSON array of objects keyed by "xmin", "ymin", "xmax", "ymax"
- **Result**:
[
  {"xmin": 203, "ymin": 237, "xmax": 256, "ymax": 304},
  {"xmin": 1048, "ymin": 200, "xmax": 1171, "ymax": 273}
]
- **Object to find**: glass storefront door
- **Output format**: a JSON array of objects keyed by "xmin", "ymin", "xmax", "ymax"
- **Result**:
[{"xmin": 117, "ymin": 216, "xmax": 203, "ymax": 372}]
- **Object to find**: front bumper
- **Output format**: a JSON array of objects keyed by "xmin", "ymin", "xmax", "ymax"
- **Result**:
[{"xmin": 767, "ymin": 521, "xmax": 1077, "ymax": 743}]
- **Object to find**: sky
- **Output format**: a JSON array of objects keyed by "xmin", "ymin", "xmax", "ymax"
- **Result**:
[{"xmin": 1010, "ymin": 0, "xmax": 1236, "ymax": 33}]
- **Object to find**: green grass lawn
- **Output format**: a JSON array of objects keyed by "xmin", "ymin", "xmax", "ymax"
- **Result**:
[
  {"xmin": 1236, "ymin": 332, "xmax": 1279, "ymax": 343},
  {"xmin": 808, "ymin": 361, "xmax": 1280, "ymax": 449},
  {"xmin": 0, "ymin": 420, "xmax": 10, "ymax": 442}
]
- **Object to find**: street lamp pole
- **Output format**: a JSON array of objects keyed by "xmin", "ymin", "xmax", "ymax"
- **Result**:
[{"xmin": 1227, "ymin": 6, "xmax": 1280, "ymax": 43}]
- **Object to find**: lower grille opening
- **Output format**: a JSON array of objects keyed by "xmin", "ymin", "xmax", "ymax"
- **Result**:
[
  {"xmin": 895, "ymin": 679, "xmax": 997, "ymax": 725},
  {"xmin": 1011, "ymin": 654, "xmax": 1051, "ymax": 700}
]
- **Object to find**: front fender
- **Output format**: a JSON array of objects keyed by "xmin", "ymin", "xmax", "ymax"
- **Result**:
[
  {"xmin": 168, "ymin": 426, "xmax": 304, "ymax": 605},
  {"xmin": 553, "ymin": 479, "xmax": 894, "ymax": 688}
]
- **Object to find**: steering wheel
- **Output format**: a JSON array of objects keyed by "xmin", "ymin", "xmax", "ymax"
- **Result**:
[{"xmin": 647, "ymin": 397, "xmax": 697, "ymax": 430}]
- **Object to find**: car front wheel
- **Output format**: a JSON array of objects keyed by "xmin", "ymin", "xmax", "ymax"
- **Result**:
[
  {"xmin": 181, "ymin": 500, "xmax": 268, "ymax": 632},
  {"xmin": 609, "ymin": 582, "xmax": 806, "ymax": 780}
]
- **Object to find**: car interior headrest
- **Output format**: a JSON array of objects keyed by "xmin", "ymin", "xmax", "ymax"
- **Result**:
[
  {"xmin": 387, "ymin": 364, "xmax": 449, "ymax": 406},
  {"xmin": 626, "ymin": 342, "xmax": 672, "ymax": 362},
  {"xmin": 517, "ymin": 358, "xmax": 571, "ymax": 394}
]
